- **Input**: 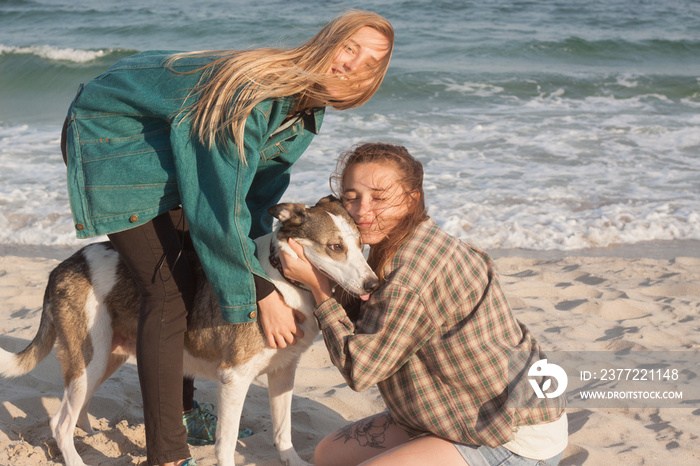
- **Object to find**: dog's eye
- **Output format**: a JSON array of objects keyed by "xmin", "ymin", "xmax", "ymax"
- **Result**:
[{"xmin": 328, "ymin": 243, "xmax": 343, "ymax": 252}]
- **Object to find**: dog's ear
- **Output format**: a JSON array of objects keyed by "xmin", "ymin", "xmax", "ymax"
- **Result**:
[
  {"xmin": 315, "ymin": 195, "xmax": 341, "ymax": 207},
  {"xmin": 315, "ymin": 195, "xmax": 349, "ymax": 217},
  {"xmin": 269, "ymin": 203, "xmax": 307, "ymax": 227}
]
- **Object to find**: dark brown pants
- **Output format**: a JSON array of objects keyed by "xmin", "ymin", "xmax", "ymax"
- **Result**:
[
  {"xmin": 108, "ymin": 210, "xmax": 195, "ymax": 464},
  {"xmin": 62, "ymin": 118, "xmax": 196, "ymax": 464}
]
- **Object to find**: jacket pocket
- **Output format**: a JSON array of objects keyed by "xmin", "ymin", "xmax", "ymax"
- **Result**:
[
  {"xmin": 85, "ymin": 183, "xmax": 179, "ymax": 222},
  {"xmin": 79, "ymin": 123, "xmax": 171, "ymax": 161}
]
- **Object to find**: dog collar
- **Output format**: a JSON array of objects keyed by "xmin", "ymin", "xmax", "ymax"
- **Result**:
[{"xmin": 268, "ymin": 241, "xmax": 310, "ymax": 291}]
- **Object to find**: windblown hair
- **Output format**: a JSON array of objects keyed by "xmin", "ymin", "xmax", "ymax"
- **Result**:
[
  {"xmin": 167, "ymin": 10, "xmax": 393, "ymax": 161},
  {"xmin": 331, "ymin": 143, "xmax": 428, "ymax": 282}
]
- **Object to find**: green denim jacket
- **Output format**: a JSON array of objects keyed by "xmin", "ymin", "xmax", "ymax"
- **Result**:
[{"xmin": 64, "ymin": 51, "xmax": 324, "ymax": 323}]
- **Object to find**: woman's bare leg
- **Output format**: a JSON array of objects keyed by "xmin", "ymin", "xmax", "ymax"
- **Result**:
[
  {"xmin": 315, "ymin": 412, "xmax": 468, "ymax": 466},
  {"xmin": 314, "ymin": 413, "xmax": 412, "ymax": 466},
  {"xmin": 360, "ymin": 435, "xmax": 467, "ymax": 465}
]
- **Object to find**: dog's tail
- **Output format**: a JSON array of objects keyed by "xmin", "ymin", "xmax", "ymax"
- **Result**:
[{"xmin": 0, "ymin": 281, "xmax": 57, "ymax": 378}]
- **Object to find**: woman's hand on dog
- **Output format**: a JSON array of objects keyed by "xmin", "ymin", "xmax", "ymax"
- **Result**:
[
  {"xmin": 280, "ymin": 239, "xmax": 333, "ymax": 305},
  {"xmin": 258, "ymin": 291, "xmax": 306, "ymax": 348}
]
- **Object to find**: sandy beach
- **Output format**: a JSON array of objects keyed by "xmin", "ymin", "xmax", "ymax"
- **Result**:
[{"xmin": 1, "ymin": 242, "xmax": 698, "ymax": 465}]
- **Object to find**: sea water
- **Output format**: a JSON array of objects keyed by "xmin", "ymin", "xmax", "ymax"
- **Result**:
[{"xmin": 1, "ymin": 0, "xmax": 699, "ymax": 252}]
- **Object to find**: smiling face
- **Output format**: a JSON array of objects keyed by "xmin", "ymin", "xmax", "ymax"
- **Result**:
[
  {"xmin": 341, "ymin": 162, "xmax": 415, "ymax": 245},
  {"xmin": 324, "ymin": 26, "xmax": 391, "ymax": 103}
]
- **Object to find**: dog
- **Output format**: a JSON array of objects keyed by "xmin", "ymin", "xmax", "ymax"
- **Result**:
[{"xmin": 0, "ymin": 195, "xmax": 379, "ymax": 466}]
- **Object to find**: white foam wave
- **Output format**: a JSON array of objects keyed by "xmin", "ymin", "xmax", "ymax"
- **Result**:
[
  {"xmin": 2, "ymin": 107, "xmax": 699, "ymax": 251},
  {"xmin": 437, "ymin": 200, "xmax": 700, "ymax": 251},
  {"xmin": 615, "ymin": 75, "xmax": 640, "ymax": 88},
  {"xmin": 0, "ymin": 44, "xmax": 111, "ymax": 63},
  {"xmin": 442, "ymin": 81, "xmax": 505, "ymax": 97}
]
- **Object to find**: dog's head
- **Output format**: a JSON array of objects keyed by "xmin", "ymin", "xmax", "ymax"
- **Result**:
[{"xmin": 269, "ymin": 196, "xmax": 379, "ymax": 300}]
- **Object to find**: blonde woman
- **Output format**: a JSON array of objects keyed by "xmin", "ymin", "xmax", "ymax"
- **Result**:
[{"xmin": 61, "ymin": 11, "xmax": 393, "ymax": 466}]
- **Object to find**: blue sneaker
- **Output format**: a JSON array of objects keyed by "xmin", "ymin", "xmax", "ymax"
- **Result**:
[
  {"xmin": 183, "ymin": 400, "xmax": 217, "ymax": 446},
  {"xmin": 183, "ymin": 400, "xmax": 253, "ymax": 445}
]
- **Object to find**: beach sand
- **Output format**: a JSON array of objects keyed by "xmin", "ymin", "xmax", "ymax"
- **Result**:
[{"xmin": 1, "ymin": 242, "xmax": 698, "ymax": 465}]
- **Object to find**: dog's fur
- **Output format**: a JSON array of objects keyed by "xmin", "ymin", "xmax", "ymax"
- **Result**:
[{"xmin": 0, "ymin": 196, "xmax": 378, "ymax": 466}]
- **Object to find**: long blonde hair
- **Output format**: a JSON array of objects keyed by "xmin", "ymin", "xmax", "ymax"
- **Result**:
[
  {"xmin": 331, "ymin": 143, "xmax": 428, "ymax": 282},
  {"xmin": 167, "ymin": 10, "xmax": 393, "ymax": 160}
]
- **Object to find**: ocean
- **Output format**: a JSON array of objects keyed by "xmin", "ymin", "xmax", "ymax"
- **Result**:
[{"xmin": 1, "ymin": 0, "xmax": 699, "ymax": 255}]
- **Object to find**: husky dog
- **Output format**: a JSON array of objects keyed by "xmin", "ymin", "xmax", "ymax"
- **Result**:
[{"xmin": 0, "ymin": 196, "xmax": 379, "ymax": 466}]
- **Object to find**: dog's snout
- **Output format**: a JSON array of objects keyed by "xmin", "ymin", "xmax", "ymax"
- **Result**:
[{"xmin": 363, "ymin": 279, "xmax": 379, "ymax": 294}]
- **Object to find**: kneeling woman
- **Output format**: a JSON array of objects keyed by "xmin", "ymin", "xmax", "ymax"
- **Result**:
[{"xmin": 281, "ymin": 143, "xmax": 567, "ymax": 466}]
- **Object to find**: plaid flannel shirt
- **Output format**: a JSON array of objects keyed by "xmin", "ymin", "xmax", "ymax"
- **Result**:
[{"xmin": 314, "ymin": 218, "xmax": 565, "ymax": 447}]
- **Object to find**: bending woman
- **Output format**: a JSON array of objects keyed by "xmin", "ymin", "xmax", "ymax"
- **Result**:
[
  {"xmin": 61, "ymin": 12, "xmax": 393, "ymax": 466},
  {"xmin": 281, "ymin": 143, "xmax": 567, "ymax": 466}
]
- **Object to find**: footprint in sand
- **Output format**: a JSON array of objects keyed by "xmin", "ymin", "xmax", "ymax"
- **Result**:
[
  {"xmin": 555, "ymin": 299, "xmax": 589, "ymax": 311},
  {"xmin": 560, "ymin": 444, "xmax": 589, "ymax": 465},
  {"xmin": 574, "ymin": 273, "xmax": 607, "ymax": 286}
]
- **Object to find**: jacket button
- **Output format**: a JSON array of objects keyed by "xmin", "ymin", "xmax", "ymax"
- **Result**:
[
  {"xmin": 248, "ymin": 311, "xmax": 257, "ymax": 319},
  {"xmin": 129, "ymin": 215, "xmax": 139, "ymax": 223},
  {"xmin": 75, "ymin": 223, "xmax": 85, "ymax": 231}
]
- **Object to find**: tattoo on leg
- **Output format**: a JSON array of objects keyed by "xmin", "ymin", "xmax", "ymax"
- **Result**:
[{"xmin": 335, "ymin": 413, "xmax": 397, "ymax": 449}]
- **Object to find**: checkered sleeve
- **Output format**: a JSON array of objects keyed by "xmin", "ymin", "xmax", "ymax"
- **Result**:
[{"xmin": 314, "ymin": 284, "xmax": 436, "ymax": 392}]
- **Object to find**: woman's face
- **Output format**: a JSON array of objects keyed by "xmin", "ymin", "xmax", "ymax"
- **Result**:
[
  {"xmin": 341, "ymin": 162, "xmax": 413, "ymax": 245},
  {"xmin": 325, "ymin": 27, "xmax": 391, "ymax": 102}
]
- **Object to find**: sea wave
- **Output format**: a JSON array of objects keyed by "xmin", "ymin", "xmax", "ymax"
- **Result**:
[
  {"xmin": 0, "ymin": 44, "xmax": 133, "ymax": 63},
  {"xmin": 522, "ymin": 37, "xmax": 700, "ymax": 63},
  {"xmin": 1, "ymin": 98, "xmax": 699, "ymax": 250}
]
